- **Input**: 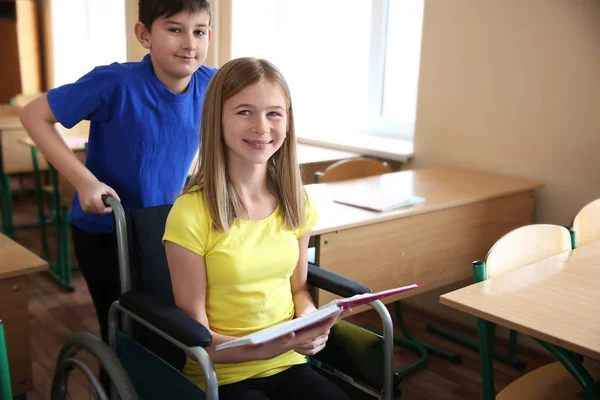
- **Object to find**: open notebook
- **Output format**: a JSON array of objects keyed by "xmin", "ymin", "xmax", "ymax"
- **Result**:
[
  {"xmin": 333, "ymin": 192, "xmax": 426, "ymax": 212},
  {"xmin": 215, "ymin": 284, "xmax": 424, "ymax": 351}
]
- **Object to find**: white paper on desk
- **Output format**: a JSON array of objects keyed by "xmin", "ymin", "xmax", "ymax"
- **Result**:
[{"xmin": 333, "ymin": 191, "xmax": 426, "ymax": 212}]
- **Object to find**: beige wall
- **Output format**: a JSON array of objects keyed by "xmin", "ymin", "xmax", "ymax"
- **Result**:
[
  {"xmin": 125, "ymin": 0, "xmax": 147, "ymax": 62},
  {"xmin": 408, "ymin": 0, "xmax": 600, "ymax": 224},
  {"xmin": 404, "ymin": 0, "xmax": 600, "ymax": 345}
]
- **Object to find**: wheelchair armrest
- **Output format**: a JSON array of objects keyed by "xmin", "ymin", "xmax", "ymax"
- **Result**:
[
  {"xmin": 307, "ymin": 263, "xmax": 371, "ymax": 297},
  {"xmin": 119, "ymin": 291, "xmax": 212, "ymax": 348}
]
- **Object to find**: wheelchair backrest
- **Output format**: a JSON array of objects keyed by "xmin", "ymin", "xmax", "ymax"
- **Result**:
[{"xmin": 126, "ymin": 204, "xmax": 186, "ymax": 370}]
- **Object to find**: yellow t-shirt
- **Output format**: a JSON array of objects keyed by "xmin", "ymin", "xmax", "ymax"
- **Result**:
[{"xmin": 162, "ymin": 189, "xmax": 319, "ymax": 388}]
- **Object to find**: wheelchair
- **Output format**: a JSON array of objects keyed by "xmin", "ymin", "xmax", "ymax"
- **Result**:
[{"xmin": 50, "ymin": 196, "xmax": 402, "ymax": 399}]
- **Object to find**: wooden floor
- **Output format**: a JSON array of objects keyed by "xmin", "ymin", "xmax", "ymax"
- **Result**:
[{"xmin": 9, "ymin": 188, "xmax": 552, "ymax": 399}]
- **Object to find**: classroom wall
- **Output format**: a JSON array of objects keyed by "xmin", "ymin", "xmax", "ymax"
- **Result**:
[
  {"xmin": 125, "ymin": 0, "xmax": 147, "ymax": 62},
  {"xmin": 403, "ymin": 0, "xmax": 600, "ymax": 344}
]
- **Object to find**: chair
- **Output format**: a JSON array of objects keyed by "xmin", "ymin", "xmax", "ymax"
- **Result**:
[
  {"xmin": 473, "ymin": 224, "xmax": 600, "ymax": 399},
  {"xmin": 572, "ymin": 199, "xmax": 600, "ymax": 248},
  {"xmin": 313, "ymin": 157, "xmax": 392, "ymax": 183},
  {"xmin": 51, "ymin": 196, "xmax": 401, "ymax": 399}
]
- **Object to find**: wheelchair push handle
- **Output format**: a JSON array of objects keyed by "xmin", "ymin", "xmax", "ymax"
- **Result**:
[
  {"xmin": 101, "ymin": 194, "xmax": 132, "ymax": 295},
  {"xmin": 102, "ymin": 194, "xmax": 118, "ymax": 209}
]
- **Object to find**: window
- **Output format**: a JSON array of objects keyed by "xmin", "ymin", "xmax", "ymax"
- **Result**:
[
  {"xmin": 51, "ymin": 0, "xmax": 126, "ymax": 87},
  {"xmin": 231, "ymin": 0, "xmax": 424, "ymax": 141}
]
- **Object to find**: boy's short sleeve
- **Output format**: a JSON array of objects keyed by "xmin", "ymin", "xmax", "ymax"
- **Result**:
[
  {"xmin": 47, "ymin": 65, "xmax": 120, "ymax": 129},
  {"xmin": 163, "ymin": 191, "xmax": 211, "ymax": 257},
  {"xmin": 296, "ymin": 195, "xmax": 319, "ymax": 238}
]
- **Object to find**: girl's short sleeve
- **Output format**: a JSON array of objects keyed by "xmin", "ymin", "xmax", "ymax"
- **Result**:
[{"xmin": 163, "ymin": 191, "xmax": 210, "ymax": 257}]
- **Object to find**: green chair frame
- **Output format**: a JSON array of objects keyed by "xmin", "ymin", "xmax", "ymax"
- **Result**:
[{"xmin": 29, "ymin": 146, "xmax": 75, "ymax": 291}]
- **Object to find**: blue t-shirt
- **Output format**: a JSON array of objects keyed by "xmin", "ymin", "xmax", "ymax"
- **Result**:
[{"xmin": 47, "ymin": 54, "xmax": 216, "ymax": 233}]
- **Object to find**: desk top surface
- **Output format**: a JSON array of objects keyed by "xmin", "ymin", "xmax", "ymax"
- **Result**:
[
  {"xmin": 0, "ymin": 234, "xmax": 48, "ymax": 280},
  {"xmin": 307, "ymin": 166, "xmax": 543, "ymax": 235},
  {"xmin": 18, "ymin": 136, "xmax": 87, "ymax": 151},
  {"xmin": 440, "ymin": 240, "xmax": 600, "ymax": 360}
]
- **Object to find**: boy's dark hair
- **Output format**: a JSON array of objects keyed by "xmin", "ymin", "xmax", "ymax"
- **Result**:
[{"xmin": 139, "ymin": 0, "xmax": 212, "ymax": 30}]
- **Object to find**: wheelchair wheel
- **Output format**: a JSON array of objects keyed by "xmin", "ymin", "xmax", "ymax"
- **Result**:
[{"xmin": 51, "ymin": 332, "xmax": 138, "ymax": 400}]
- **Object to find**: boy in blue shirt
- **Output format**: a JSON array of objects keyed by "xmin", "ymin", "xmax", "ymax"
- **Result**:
[{"xmin": 20, "ymin": 0, "xmax": 216, "ymax": 343}]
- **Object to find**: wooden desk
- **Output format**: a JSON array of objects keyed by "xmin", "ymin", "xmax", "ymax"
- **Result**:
[
  {"xmin": 306, "ymin": 167, "xmax": 543, "ymax": 309},
  {"xmin": 440, "ymin": 240, "xmax": 600, "ymax": 361},
  {"xmin": 0, "ymin": 234, "xmax": 48, "ymax": 395}
]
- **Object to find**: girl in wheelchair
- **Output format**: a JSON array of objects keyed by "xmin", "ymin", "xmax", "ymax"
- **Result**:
[{"xmin": 162, "ymin": 57, "xmax": 352, "ymax": 400}]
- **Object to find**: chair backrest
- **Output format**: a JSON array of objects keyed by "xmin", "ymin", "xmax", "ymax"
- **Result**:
[
  {"xmin": 485, "ymin": 224, "xmax": 571, "ymax": 279},
  {"xmin": 572, "ymin": 198, "xmax": 600, "ymax": 247},
  {"xmin": 314, "ymin": 157, "xmax": 392, "ymax": 183},
  {"xmin": 125, "ymin": 204, "xmax": 187, "ymax": 370}
]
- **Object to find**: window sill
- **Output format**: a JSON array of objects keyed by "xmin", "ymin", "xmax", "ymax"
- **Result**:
[{"xmin": 297, "ymin": 132, "xmax": 414, "ymax": 163}]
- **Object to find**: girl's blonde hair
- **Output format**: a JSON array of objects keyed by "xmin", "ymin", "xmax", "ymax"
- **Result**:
[{"xmin": 183, "ymin": 57, "xmax": 305, "ymax": 232}]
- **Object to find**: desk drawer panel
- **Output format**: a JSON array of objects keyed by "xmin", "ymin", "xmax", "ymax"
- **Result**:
[{"xmin": 0, "ymin": 276, "xmax": 32, "ymax": 395}]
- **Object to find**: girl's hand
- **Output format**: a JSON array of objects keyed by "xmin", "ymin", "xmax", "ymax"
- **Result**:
[
  {"xmin": 293, "ymin": 332, "xmax": 329, "ymax": 356},
  {"xmin": 77, "ymin": 178, "xmax": 120, "ymax": 214},
  {"xmin": 246, "ymin": 313, "xmax": 337, "ymax": 359},
  {"xmin": 292, "ymin": 307, "xmax": 353, "ymax": 355},
  {"xmin": 243, "ymin": 308, "xmax": 353, "ymax": 360}
]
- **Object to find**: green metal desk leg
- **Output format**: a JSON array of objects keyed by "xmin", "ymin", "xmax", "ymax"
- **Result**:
[
  {"xmin": 30, "ymin": 148, "xmax": 50, "ymax": 260},
  {"xmin": 0, "ymin": 321, "xmax": 13, "ymax": 400},
  {"xmin": 477, "ymin": 317, "xmax": 496, "ymax": 400},
  {"xmin": 47, "ymin": 164, "xmax": 73, "ymax": 292},
  {"xmin": 58, "ymin": 206, "xmax": 73, "ymax": 291}
]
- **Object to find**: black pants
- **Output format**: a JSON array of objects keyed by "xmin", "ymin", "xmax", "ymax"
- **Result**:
[
  {"xmin": 72, "ymin": 225, "xmax": 121, "ymax": 344},
  {"xmin": 218, "ymin": 364, "xmax": 351, "ymax": 400}
]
